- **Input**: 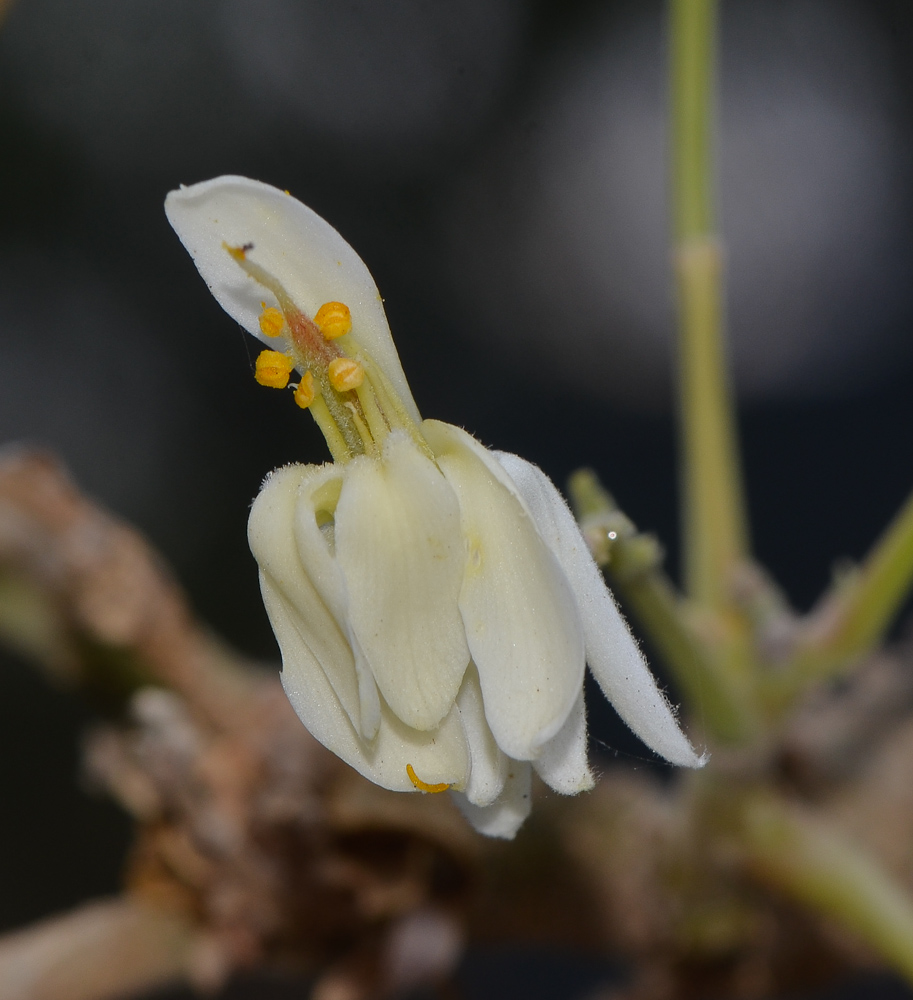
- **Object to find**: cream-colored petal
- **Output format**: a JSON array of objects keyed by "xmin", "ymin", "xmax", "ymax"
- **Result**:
[
  {"xmin": 165, "ymin": 175, "xmax": 420, "ymax": 424},
  {"xmin": 289, "ymin": 462, "xmax": 381, "ymax": 740},
  {"xmin": 532, "ymin": 690, "xmax": 595, "ymax": 795},
  {"xmin": 348, "ymin": 632, "xmax": 382, "ymax": 744},
  {"xmin": 271, "ymin": 579, "xmax": 470, "ymax": 792},
  {"xmin": 335, "ymin": 432, "xmax": 470, "ymax": 731},
  {"xmin": 286, "ymin": 462, "xmax": 347, "ymax": 623},
  {"xmin": 370, "ymin": 704, "xmax": 470, "ymax": 793},
  {"xmin": 450, "ymin": 761, "xmax": 532, "ymax": 839},
  {"xmin": 249, "ymin": 463, "xmax": 371, "ymax": 737},
  {"xmin": 455, "ymin": 664, "xmax": 509, "ymax": 808},
  {"xmin": 494, "ymin": 451, "xmax": 706, "ymax": 769},
  {"xmin": 423, "ymin": 420, "xmax": 585, "ymax": 762}
]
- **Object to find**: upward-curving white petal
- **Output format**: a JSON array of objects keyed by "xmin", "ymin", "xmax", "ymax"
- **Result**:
[
  {"xmin": 165, "ymin": 175, "xmax": 420, "ymax": 424},
  {"xmin": 494, "ymin": 451, "xmax": 706, "ymax": 769}
]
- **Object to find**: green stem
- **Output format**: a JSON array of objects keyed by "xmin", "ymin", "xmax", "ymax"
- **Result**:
[
  {"xmin": 671, "ymin": 0, "xmax": 716, "ymax": 242},
  {"xmin": 790, "ymin": 486, "xmax": 913, "ymax": 680},
  {"xmin": 742, "ymin": 792, "xmax": 913, "ymax": 984},
  {"xmin": 670, "ymin": 0, "xmax": 749, "ymax": 609},
  {"xmin": 568, "ymin": 469, "xmax": 758, "ymax": 744}
]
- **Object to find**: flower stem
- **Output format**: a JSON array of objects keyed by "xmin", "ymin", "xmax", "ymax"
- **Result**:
[
  {"xmin": 742, "ymin": 792, "xmax": 913, "ymax": 984},
  {"xmin": 670, "ymin": 0, "xmax": 749, "ymax": 610},
  {"xmin": 788, "ymin": 486, "xmax": 913, "ymax": 681},
  {"xmin": 568, "ymin": 469, "xmax": 758, "ymax": 744}
]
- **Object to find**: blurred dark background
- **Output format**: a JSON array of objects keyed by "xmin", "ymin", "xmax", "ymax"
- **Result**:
[{"xmin": 1, "ymin": 0, "xmax": 913, "ymax": 996}]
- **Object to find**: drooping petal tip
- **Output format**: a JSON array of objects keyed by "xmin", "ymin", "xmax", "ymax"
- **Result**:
[{"xmin": 493, "ymin": 450, "xmax": 706, "ymax": 770}]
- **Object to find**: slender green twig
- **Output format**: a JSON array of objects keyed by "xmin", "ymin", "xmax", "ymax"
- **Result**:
[
  {"xmin": 742, "ymin": 792, "xmax": 913, "ymax": 984},
  {"xmin": 568, "ymin": 469, "xmax": 758, "ymax": 744},
  {"xmin": 670, "ymin": 0, "xmax": 749, "ymax": 610},
  {"xmin": 788, "ymin": 486, "xmax": 913, "ymax": 681}
]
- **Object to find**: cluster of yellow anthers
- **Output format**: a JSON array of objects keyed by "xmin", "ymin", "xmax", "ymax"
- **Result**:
[
  {"xmin": 222, "ymin": 239, "xmax": 425, "ymax": 469},
  {"xmin": 230, "ymin": 253, "xmax": 351, "ymax": 402},
  {"xmin": 254, "ymin": 299, "xmax": 356, "ymax": 411}
]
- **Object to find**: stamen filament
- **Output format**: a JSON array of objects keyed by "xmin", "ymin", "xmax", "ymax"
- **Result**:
[
  {"xmin": 406, "ymin": 763, "xmax": 451, "ymax": 794},
  {"xmin": 355, "ymin": 379, "xmax": 391, "ymax": 447},
  {"xmin": 312, "ymin": 369, "xmax": 365, "ymax": 457},
  {"xmin": 357, "ymin": 350, "xmax": 433, "ymax": 459},
  {"xmin": 345, "ymin": 402, "xmax": 377, "ymax": 457},
  {"xmin": 309, "ymin": 394, "xmax": 352, "ymax": 463}
]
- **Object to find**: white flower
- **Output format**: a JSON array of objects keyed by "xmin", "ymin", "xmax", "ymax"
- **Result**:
[{"xmin": 165, "ymin": 176, "xmax": 705, "ymax": 838}]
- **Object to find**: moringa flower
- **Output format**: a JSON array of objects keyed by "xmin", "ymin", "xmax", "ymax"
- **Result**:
[{"xmin": 165, "ymin": 176, "xmax": 704, "ymax": 838}]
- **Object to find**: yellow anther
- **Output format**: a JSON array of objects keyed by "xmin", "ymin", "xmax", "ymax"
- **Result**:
[
  {"xmin": 293, "ymin": 371, "xmax": 316, "ymax": 409},
  {"xmin": 258, "ymin": 306, "xmax": 286, "ymax": 338},
  {"xmin": 328, "ymin": 357, "xmax": 364, "ymax": 392},
  {"xmin": 314, "ymin": 301, "xmax": 352, "ymax": 340},
  {"xmin": 255, "ymin": 350, "xmax": 295, "ymax": 388},
  {"xmin": 406, "ymin": 764, "xmax": 450, "ymax": 794}
]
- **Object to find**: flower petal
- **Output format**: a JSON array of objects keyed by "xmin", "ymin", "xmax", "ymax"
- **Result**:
[
  {"xmin": 251, "ymin": 468, "xmax": 469, "ymax": 789},
  {"xmin": 273, "ymin": 588, "xmax": 470, "ymax": 791},
  {"xmin": 165, "ymin": 175, "xmax": 420, "ymax": 424},
  {"xmin": 532, "ymin": 690, "xmax": 595, "ymax": 794},
  {"xmin": 455, "ymin": 664, "xmax": 509, "ymax": 808},
  {"xmin": 423, "ymin": 420, "xmax": 585, "ymax": 761},
  {"xmin": 493, "ymin": 452, "xmax": 706, "ymax": 768},
  {"xmin": 335, "ymin": 432, "xmax": 470, "ymax": 731},
  {"xmin": 450, "ymin": 762, "xmax": 532, "ymax": 840},
  {"xmin": 247, "ymin": 465, "xmax": 361, "ymax": 727},
  {"xmin": 249, "ymin": 463, "xmax": 373, "ymax": 738}
]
